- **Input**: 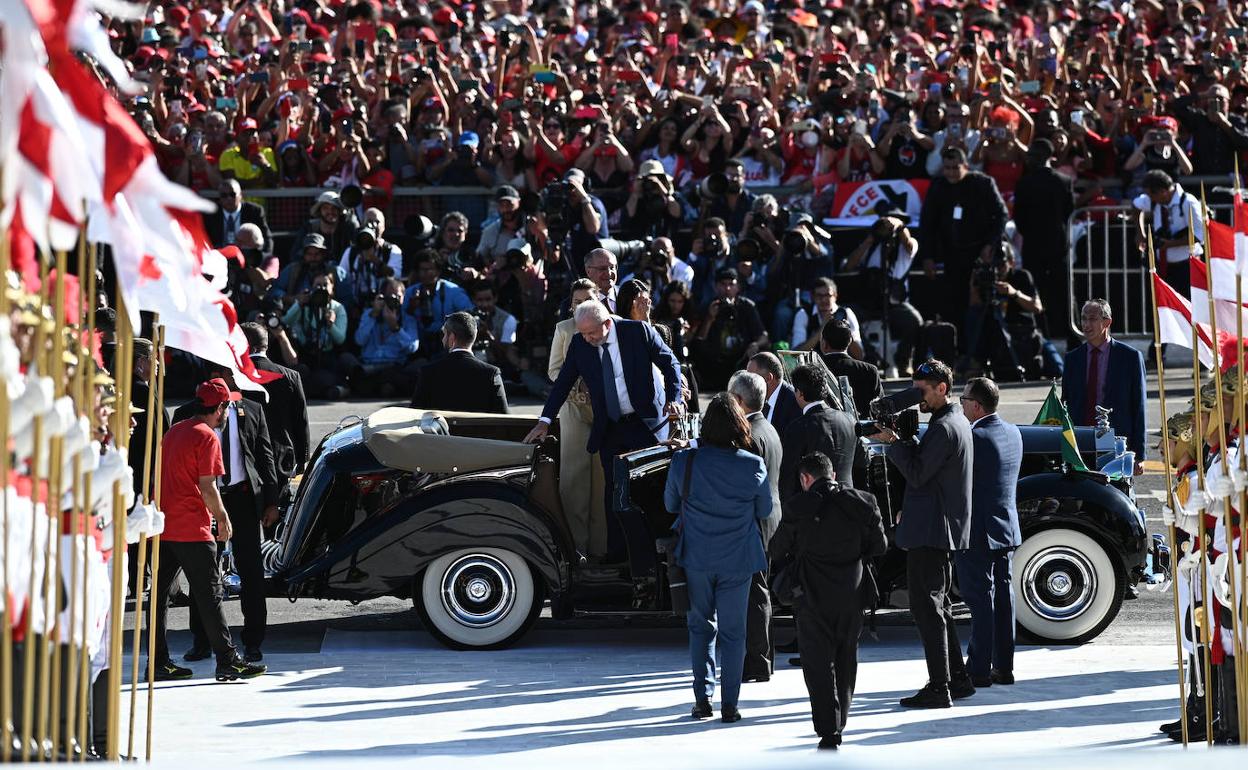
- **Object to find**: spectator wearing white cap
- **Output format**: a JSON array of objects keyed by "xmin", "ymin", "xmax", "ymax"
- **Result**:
[{"xmin": 624, "ymin": 159, "xmax": 690, "ymax": 239}]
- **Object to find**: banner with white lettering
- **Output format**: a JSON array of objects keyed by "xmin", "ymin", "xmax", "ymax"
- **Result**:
[{"xmin": 823, "ymin": 179, "xmax": 930, "ymax": 227}]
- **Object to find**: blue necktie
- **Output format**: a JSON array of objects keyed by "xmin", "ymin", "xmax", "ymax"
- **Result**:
[{"xmin": 601, "ymin": 342, "xmax": 622, "ymax": 421}]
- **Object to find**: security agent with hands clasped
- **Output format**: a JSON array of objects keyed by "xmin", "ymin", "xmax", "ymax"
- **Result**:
[
  {"xmin": 525, "ymin": 300, "xmax": 682, "ymax": 560},
  {"xmin": 869, "ymin": 358, "xmax": 975, "ymax": 709}
]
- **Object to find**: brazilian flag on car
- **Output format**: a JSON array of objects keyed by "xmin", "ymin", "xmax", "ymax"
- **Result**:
[{"xmin": 1033, "ymin": 384, "xmax": 1091, "ymax": 473}]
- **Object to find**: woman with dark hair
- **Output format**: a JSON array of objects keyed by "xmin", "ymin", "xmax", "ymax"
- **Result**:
[
  {"xmin": 653, "ymin": 281, "xmax": 695, "ymax": 362},
  {"xmin": 664, "ymin": 393, "xmax": 773, "ymax": 724},
  {"xmin": 616, "ymin": 278, "xmax": 654, "ymax": 323}
]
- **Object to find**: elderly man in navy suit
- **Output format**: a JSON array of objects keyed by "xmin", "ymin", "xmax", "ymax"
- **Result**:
[
  {"xmin": 1062, "ymin": 299, "xmax": 1146, "ymax": 472},
  {"xmin": 526, "ymin": 300, "xmax": 683, "ymax": 559},
  {"xmin": 953, "ymin": 377, "xmax": 1023, "ymax": 688}
]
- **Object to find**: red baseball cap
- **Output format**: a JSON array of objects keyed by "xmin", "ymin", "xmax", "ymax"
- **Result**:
[
  {"xmin": 238, "ymin": 117, "xmax": 258, "ymax": 130},
  {"xmin": 196, "ymin": 377, "xmax": 241, "ymax": 407}
]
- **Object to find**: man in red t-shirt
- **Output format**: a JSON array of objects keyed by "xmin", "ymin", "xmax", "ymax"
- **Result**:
[{"xmin": 150, "ymin": 378, "xmax": 267, "ymax": 683}]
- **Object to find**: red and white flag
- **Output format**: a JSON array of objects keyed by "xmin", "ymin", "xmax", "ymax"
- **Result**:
[
  {"xmin": 1206, "ymin": 195, "xmax": 1248, "ymax": 300},
  {"xmin": 1190, "ymin": 256, "xmax": 1248, "ymax": 336},
  {"xmin": 1154, "ymin": 272, "xmax": 1219, "ymax": 369}
]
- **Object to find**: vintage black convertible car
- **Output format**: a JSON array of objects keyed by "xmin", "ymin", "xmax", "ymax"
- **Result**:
[{"xmin": 267, "ymin": 404, "xmax": 1169, "ymax": 650}]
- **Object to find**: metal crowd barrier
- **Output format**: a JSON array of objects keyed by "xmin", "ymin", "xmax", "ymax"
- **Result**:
[{"xmin": 1066, "ymin": 200, "xmax": 1233, "ymax": 341}]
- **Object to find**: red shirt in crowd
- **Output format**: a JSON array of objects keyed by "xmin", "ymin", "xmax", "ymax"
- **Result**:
[{"xmin": 160, "ymin": 418, "xmax": 225, "ymax": 543}]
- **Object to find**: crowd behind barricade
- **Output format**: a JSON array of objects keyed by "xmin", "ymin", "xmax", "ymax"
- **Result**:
[{"xmin": 113, "ymin": 0, "xmax": 1248, "ymax": 396}]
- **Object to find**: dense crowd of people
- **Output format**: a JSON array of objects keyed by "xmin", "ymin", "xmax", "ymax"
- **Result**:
[{"xmin": 106, "ymin": 0, "xmax": 1248, "ymax": 399}]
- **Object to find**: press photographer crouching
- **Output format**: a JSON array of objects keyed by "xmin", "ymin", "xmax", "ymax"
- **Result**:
[
  {"xmin": 350, "ymin": 277, "xmax": 421, "ymax": 397},
  {"xmin": 869, "ymin": 359, "xmax": 975, "ymax": 709},
  {"xmin": 280, "ymin": 269, "xmax": 350, "ymax": 399},
  {"xmin": 843, "ymin": 204, "xmax": 924, "ymax": 377},
  {"xmin": 402, "ymin": 251, "xmax": 473, "ymax": 359},
  {"xmin": 965, "ymin": 241, "xmax": 1063, "ymax": 382}
]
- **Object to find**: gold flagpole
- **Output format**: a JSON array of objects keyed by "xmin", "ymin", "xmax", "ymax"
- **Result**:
[
  {"xmin": 126, "ymin": 312, "xmax": 160, "ymax": 760},
  {"xmin": 20, "ymin": 256, "xmax": 50, "ymax": 762},
  {"xmin": 1228, "ymin": 157, "xmax": 1248, "ymax": 743},
  {"xmin": 1148, "ymin": 228, "xmax": 1189, "ymax": 746},
  {"xmin": 42, "ymin": 250, "xmax": 70, "ymax": 758},
  {"xmin": 62, "ymin": 233, "xmax": 88, "ymax": 760},
  {"xmin": 143, "ymin": 323, "xmax": 166, "ymax": 761},
  {"xmin": 1, "ymin": 228, "xmax": 14, "ymax": 762},
  {"xmin": 1188, "ymin": 212, "xmax": 1216, "ymax": 746},
  {"xmin": 104, "ymin": 294, "xmax": 133, "ymax": 761},
  {"xmin": 1198, "ymin": 185, "xmax": 1245, "ymax": 741},
  {"xmin": 76, "ymin": 244, "xmax": 97, "ymax": 763}
]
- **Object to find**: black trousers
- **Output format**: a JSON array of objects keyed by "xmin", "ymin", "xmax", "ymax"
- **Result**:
[
  {"xmin": 743, "ymin": 570, "xmax": 773, "ymax": 679},
  {"xmin": 597, "ymin": 414, "xmax": 658, "ymax": 558},
  {"xmin": 906, "ymin": 547, "xmax": 967, "ymax": 685},
  {"xmin": 795, "ymin": 594, "xmax": 863, "ymax": 739},
  {"xmin": 153, "ymin": 540, "xmax": 235, "ymax": 664},
  {"xmin": 190, "ymin": 484, "xmax": 266, "ymax": 650}
]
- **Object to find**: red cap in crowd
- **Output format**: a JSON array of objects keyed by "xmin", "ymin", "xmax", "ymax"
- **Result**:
[{"xmin": 196, "ymin": 378, "xmax": 241, "ymax": 408}]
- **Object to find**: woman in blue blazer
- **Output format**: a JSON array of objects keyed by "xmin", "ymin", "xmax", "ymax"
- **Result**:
[{"xmin": 665, "ymin": 394, "xmax": 773, "ymax": 723}]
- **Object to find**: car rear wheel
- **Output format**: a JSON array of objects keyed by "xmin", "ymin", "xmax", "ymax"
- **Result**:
[
  {"xmin": 1014, "ymin": 528, "xmax": 1123, "ymax": 644},
  {"xmin": 415, "ymin": 548, "xmax": 542, "ymax": 649}
]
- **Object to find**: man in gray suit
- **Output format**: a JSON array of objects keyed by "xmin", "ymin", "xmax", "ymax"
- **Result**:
[
  {"xmin": 729, "ymin": 370, "xmax": 783, "ymax": 682},
  {"xmin": 870, "ymin": 359, "xmax": 974, "ymax": 709},
  {"xmin": 953, "ymin": 377, "xmax": 1022, "ymax": 688}
]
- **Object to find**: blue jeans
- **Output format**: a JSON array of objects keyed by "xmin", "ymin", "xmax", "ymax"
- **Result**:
[
  {"xmin": 953, "ymin": 548, "xmax": 1016, "ymax": 677},
  {"xmin": 686, "ymin": 569, "xmax": 752, "ymax": 708}
]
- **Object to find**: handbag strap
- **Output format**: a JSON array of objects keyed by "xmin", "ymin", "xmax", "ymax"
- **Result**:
[{"xmin": 677, "ymin": 450, "xmax": 696, "ymax": 532}]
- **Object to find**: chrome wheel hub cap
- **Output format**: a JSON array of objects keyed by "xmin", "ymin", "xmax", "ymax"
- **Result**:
[
  {"xmin": 1022, "ymin": 546, "xmax": 1097, "ymax": 622},
  {"xmin": 441, "ymin": 554, "xmax": 516, "ymax": 629}
]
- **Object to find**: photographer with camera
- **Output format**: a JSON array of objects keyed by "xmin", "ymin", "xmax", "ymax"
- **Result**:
[
  {"xmin": 870, "ymin": 359, "xmax": 975, "ymax": 709},
  {"xmin": 428, "ymin": 131, "xmax": 494, "ymax": 187},
  {"xmin": 402, "ymin": 250, "xmax": 474, "ymax": 358},
  {"xmin": 469, "ymin": 281, "xmax": 521, "ymax": 380},
  {"xmin": 477, "ymin": 185, "xmax": 527, "ymax": 265},
  {"xmin": 844, "ymin": 204, "xmax": 924, "ymax": 376},
  {"xmin": 696, "ymin": 160, "xmax": 754, "ymax": 236},
  {"xmin": 280, "ymin": 269, "xmax": 350, "ymax": 399},
  {"xmin": 552, "ymin": 168, "xmax": 609, "ymax": 274},
  {"xmin": 624, "ymin": 160, "xmax": 688, "ymax": 240},
  {"xmin": 350, "ymin": 278, "xmax": 421, "ymax": 397},
  {"xmin": 340, "ymin": 209, "xmax": 403, "ymax": 313},
  {"xmin": 689, "ymin": 217, "xmax": 734, "ymax": 307},
  {"xmin": 271, "ymin": 233, "xmax": 346, "ymax": 309},
  {"xmin": 926, "ymin": 103, "xmax": 982, "ymax": 177},
  {"xmin": 765, "ymin": 214, "xmax": 835, "ymax": 344},
  {"xmin": 621, "ymin": 237, "xmax": 695, "ymax": 296},
  {"xmin": 877, "ymin": 105, "xmax": 935, "ymax": 180},
  {"xmin": 287, "ymin": 189, "xmax": 358, "ymax": 269},
  {"xmin": 966, "ymin": 241, "xmax": 1061, "ymax": 382},
  {"xmin": 1132, "ymin": 169, "xmax": 1204, "ymax": 298},
  {"xmin": 436, "ymin": 211, "xmax": 475, "ymax": 280},
  {"xmin": 695, "ymin": 267, "xmax": 768, "ymax": 390}
]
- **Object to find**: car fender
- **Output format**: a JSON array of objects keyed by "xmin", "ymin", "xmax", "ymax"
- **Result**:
[
  {"xmin": 1016, "ymin": 472, "xmax": 1148, "ymax": 576},
  {"xmin": 286, "ymin": 481, "xmax": 568, "ymax": 600}
]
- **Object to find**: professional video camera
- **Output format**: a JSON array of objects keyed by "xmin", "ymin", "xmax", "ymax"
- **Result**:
[
  {"xmin": 855, "ymin": 387, "xmax": 924, "ymax": 441},
  {"xmin": 309, "ymin": 287, "xmax": 331, "ymax": 311},
  {"xmin": 972, "ymin": 252, "xmax": 1009, "ymax": 309},
  {"xmin": 597, "ymin": 237, "xmax": 650, "ymax": 264},
  {"xmin": 542, "ymin": 181, "xmax": 576, "ymax": 238},
  {"xmin": 354, "ymin": 221, "xmax": 381, "ymax": 251}
]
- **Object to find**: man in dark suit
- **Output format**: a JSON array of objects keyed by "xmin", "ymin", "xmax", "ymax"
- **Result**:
[
  {"xmin": 203, "ymin": 179, "xmax": 273, "ymax": 259},
  {"xmin": 242, "ymin": 322, "xmax": 310, "ymax": 482},
  {"xmin": 953, "ymin": 377, "xmax": 1023, "ymax": 688},
  {"xmin": 1062, "ymin": 298, "xmax": 1146, "ymax": 469},
  {"xmin": 779, "ymin": 364, "xmax": 856, "ymax": 500},
  {"xmin": 1013, "ymin": 139, "xmax": 1074, "ymax": 339},
  {"xmin": 770, "ymin": 452, "xmax": 887, "ymax": 750},
  {"xmin": 525, "ymin": 300, "xmax": 682, "ymax": 556},
  {"xmin": 411, "ymin": 311, "xmax": 509, "ymax": 413},
  {"xmin": 728, "ymin": 370, "xmax": 783, "ymax": 682},
  {"xmin": 748, "ymin": 352, "xmax": 801, "ymax": 438},
  {"xmin": 173, "ymin": 370, "xmax": 279, "ymax": 662},
  {"xmin": 820, "ymin": 320, "xmax": 883, "ymax": 419},
  {"xmin": 872, "ymin": 359, "xmax": 974, "ymax": 708}
]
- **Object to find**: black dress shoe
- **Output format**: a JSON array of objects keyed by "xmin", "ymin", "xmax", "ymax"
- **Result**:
[
  {"xmin": 990, "ymin": 669, "xmax": 1015, "ymax": 685},
  {"xmin": 742, "ymin": 673, "xmax": 771, "ymax": 683},
  {"xmin": 243, "ymin": 647, "xmax": 264, "ymax": 662},
  {"xmin": 818, "ymin": 736, "xmax": 841, "ymax": 750},
  {"xmin": 900, "ymin": 683, "xmax": 952, "ymax": 709},
  {"xmin": 183, "ymin": 644, "xmax": 211, "ymax": 662},
  {"xmin": 691, "ymin": 701, "xmax": 713, "ymax": 719},
  {"xmin": 721, "ymin": 705, "xmax": 742, "ymax": 723},
  {"xmin": 776, "ymin": 639, "xmax": 800, "ymax": 654},
  {"xmin": 970, "ymin": 674, "xmax": 993, "ymax": 688},
  {"xmin": 949, "ymin": 674, "xmax": 976, "ymax": 700}
]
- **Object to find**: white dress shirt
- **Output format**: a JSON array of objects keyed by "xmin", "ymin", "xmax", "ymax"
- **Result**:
[
  {"xmin": 765, "ymin": 385, "xmax": 781, "ymax": 423},
  {"xmin": 215, "ymin": 402, "xmax": 245, "ymax": 487},
  {"xmin": 801, "ymin": 399, "xmax": 825, "ymax": 415},
  {"xmin": 222, "ymin": 209, "xmax": 241, "ymax": 245}
]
